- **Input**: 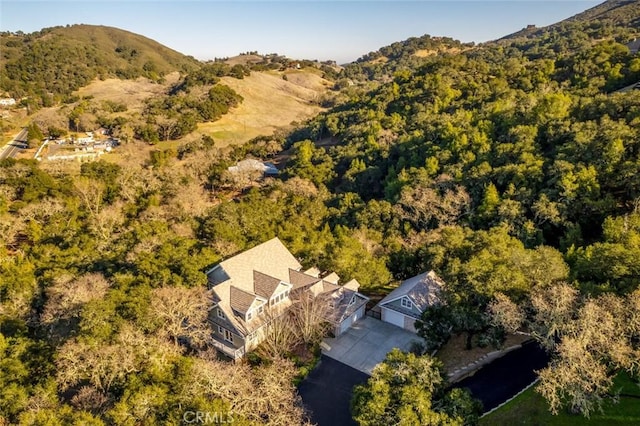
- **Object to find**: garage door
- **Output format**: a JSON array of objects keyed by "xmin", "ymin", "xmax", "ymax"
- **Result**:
[
  {"xmin": 382, "ymin": 308, "xmax": 405, "ymax": 329},
  {"xmin": 338, "ymin": 306, "xmax": 366, "ymax": 336},
  {"xmin": 339, "ymin": 315, "xmax": 352, "ymax": 335}
]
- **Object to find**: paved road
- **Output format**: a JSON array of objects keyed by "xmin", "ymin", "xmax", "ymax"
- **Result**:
[
  {"xmin": 298, "ymin": 355, "xmax": 369, "ymax": 426},
  {"xmin": 0, "ymin": 128, "xmax": 28, "ymax": 160},
  {"xmin": 453, "ymin": 340, "xmax": 550, "ymax": 412}
]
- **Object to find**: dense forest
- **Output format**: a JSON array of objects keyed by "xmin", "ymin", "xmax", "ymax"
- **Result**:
[{"xmin": 1, "ymin": 1, "xmax": 640, "ymax": 424}]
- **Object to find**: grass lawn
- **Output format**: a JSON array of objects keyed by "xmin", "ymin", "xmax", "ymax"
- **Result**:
[{"xmin": 480, "ymin": 372, "xmax": 640, "ymax": 425}]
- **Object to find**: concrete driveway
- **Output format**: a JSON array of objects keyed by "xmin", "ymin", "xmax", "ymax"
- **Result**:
[{"xmin": 321, "ymin": 316, "xmax": 422, "ymax": 375}]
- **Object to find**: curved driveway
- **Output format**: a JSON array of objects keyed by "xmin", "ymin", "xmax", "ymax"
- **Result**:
[{"xmin": 453, "ymin": 341, "xmax": 550, "ymax": 412}]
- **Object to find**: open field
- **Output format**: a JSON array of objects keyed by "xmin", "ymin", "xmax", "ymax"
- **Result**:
[
  {"xmin": 188, "ymin": 71, "xmax": 329, "ymax": 147},
  {"xmin": 75, "ymin": 72, "xmax": 181, "ymax": 113},
  {"xmin": 480, "ymin": 372, "xmax": 640, "ymax": 425}
]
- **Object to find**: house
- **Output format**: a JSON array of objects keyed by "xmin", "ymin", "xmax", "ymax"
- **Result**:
[
  {"xmin": 377, "ymin": 270, "xmax": 444, "ymax": 333},
  {"xmin": 206, "ymin": 237, "xmax": 369, "ymax": 359},
  {"xmin": 288, "ymin": 267, "xmax": 369, "ymax": 337},
  {"xmin": 227, "ymin": 158, "xmax": 279, "ymax": 176}
]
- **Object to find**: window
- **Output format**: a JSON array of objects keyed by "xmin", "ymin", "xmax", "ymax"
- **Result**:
[
  {"xmin": 217, "ymin": 309, "xmax": 226, "ymax": 319},
  {"xmin": 401, "ymin": 297, "xmax": 412, "ymax": 309},
  {"xmin": 348, "ymin": 296, "xmax": 356, "ymax": 306},
  {"xmin": 219, "ymin": 326, "xmax": 233, "ymax": 343},
  {"xmin": 285, "ymin": 290, "xmax": 290, "ymax": 298},
  {"xmin": 247, "ymin": 311, "xmax": 253, "ymax": 321},
  {"xmin": 258, "ymin": 305, "xmax": 264, "ymax": 314}
]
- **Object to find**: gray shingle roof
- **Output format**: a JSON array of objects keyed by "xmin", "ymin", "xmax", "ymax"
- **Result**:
[
  {"xmin": 324, "ymin": 288, "xmax": 369, "ymax": 324},
  {"xmin": 378, "ymin": 270, "xmax": 444, "ymax": 312},
  {"xmin": 253, "ymin": 271, "xmax": 281, "ymax": 299},
  {"xmin": 289, "ymin": 268, "xmax": 321, "ymax": 290},
  {"xmin": 229, "ymin": 286, "xmax": 257, "ymax": 315},
  {"xmin": 207, "ymin": 238, "xmax": 301, "ymax": 334}
]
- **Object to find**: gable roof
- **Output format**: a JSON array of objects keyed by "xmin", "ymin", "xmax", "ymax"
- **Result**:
[
  {"xmin": 289, "ymin": 268, "xmax": 321, "ymax": 290},
  {"xmin": 253, "ymin": 271, "xmax": 282, "ymax": 299},
  {"xmin": 324, "ymin": 288, "xmax": 369, "ymax": 324},
  {"xmin": 211, "ymin": 237, "xmax": 302, "ymax": 288},
  {"xmin": 230, "ymin": 286, "xmax": 259, "ymax": 315},
  {"xmin": 378, "ymin": 270, "xmax": 444, "ymax": 313},
  {"xmin": 207, "ymin": 238, "xmax": 301, "ymax": 335}
]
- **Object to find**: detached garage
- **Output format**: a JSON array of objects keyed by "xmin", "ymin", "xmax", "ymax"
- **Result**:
[
  {"xmin": 325, "ymin": 279, "xmax": 369, "ymax": 337},
  {"xmin": 381, "ymin": 307, "xmax": 405, "ymax": 328},
  {"xmin": 377, "ymin": 270, "xmax": 444, "ymax": 333}
]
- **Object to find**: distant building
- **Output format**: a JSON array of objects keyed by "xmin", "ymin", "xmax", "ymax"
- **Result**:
[
  {"xmin": 627, "ymin": 38, "xmax": 640, "ymax": 54},
  {"xmin": 227, "ymin": 158, "xmax": 279, "ymax": 176},
  {"xmin": 75, "ymin": 136, "xmax": 94, "ymax": 145},
  {"xmin": 0, "ymin": 98, "xmax": 16, "ymax": 107}
]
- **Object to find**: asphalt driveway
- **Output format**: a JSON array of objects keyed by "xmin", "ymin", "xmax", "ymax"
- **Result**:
[
  {"xmin": 321, "ymin": 316, "xmax": 422, "ymax": 375},
  {"xmin": 298, "ymin": 355, "xmax": 369, "ymax": 426},
  {"xmin": 453, "ymin": 341, "xmax": 550, "ymax": 412}
]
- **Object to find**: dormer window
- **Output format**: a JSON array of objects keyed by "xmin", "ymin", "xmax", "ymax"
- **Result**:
[
  {"xmin": 217, "ymin": 309, "xmax": 226, "ymax": 319},
  {"xmin": 348, "ymin": 296, "xmax": 356, "ymax": 306},
  {"xmin": 401, "ymin": 297, "xmax": 412, "ymax": 309}
]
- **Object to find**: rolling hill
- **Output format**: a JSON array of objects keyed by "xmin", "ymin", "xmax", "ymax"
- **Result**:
[
  {"xmin": 502, "ymin": 0, "xmax": 640, "ymax": 40},
  {"xmin": 0, "ymin": 24, "xmax": 199, "ymax": 104}
]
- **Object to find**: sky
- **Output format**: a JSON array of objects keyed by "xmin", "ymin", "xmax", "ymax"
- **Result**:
[{"xmin": 1, "ymin": 1, "xmax": 603, "ymax": 64}]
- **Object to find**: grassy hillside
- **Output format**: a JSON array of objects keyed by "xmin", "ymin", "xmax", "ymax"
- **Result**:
[
  {"xmin": 0, "ymin": 24, "xmax": 199, "ymax": 104},
  {"xmin": 180, "ymin": 70, "xmax": 330, "ymax": 147}
]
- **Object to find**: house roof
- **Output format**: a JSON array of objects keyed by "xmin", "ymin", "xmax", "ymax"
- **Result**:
[
  {"xmin": 211, "ymin": 238, "xmax": 301, "ymax": 288},
  {"xmin": 230, "ymin": 286, "xmax": 258, "ymax": 315},
  {"xmin": 378, "ymin": 270, "xmax": 444, "ymax": 313},
  {"xmin": 289, "ymin": 268, "xmax": 321, "ymax": 290},
  {"xmin": 253, "ymin": 271, "xmax": 282, "ymax": 299},
  {"xmin": 227, "ymin": 158, "xmax": 279, "ymax": 175},
  {"xmin": 207, "ymin": 238, "xmax": 301, "ymax": 335},
  {"xmin": 323, "ymin": 272, "xmax": 340, "ymax": 284},
  {"xmin": 324, "ymin": 288, "xmax": 369, "ymax": 324},
  {"xmin": 322, "ymin": 280, "xmax": 341, "ymax": 293}
]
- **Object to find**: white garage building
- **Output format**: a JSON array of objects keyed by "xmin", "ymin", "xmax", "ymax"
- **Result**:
[{"xmin": 377, "ymin": 270, "xmax": 444, "ymax": 333}]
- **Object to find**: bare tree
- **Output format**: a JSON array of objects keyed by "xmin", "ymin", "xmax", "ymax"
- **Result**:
[
  {"xmin": 41, "ymin": 273, "xmax": 111, "ymax": 337},
  {"xmin": 149, "ymin": 286, "xmax": 212, "ymax": 349},
  {"xmin": 487, "ymin": 292, "xmax": 525, "ymax": 334},
  {"xmin": 57, "ymin": 339, "xmax": 139, "ymax": 393},
  {"xmin": 536, "ymin": 291, "xmax": 640, "ymax": 417},
  {"xmin": 396, "ymin": 175, "xmax": 471, "ymax": 229},
  {"xmin": 56, "ymin": 325, "xmax": 180, "ymax": 393},
  {"xmin": 186, "ymin": 356, "xmax": 311, "ymax": 425},
  {"xmin": 290, "ymin": 291, "xmax": 331, "ymax": 345},
  {"xmin": 257, "ymin": 309, "xmax": 299, "ymax": 359},
  {"xmin": 90, "ymin": 202, "xmax": 126, "ymax": 242},
  {"xmin": 74, "ymin": 177, "xmax": 105, "ymax": 218},
  {"xmin": 529, "ymin": 282, "xmax": 579, "ymax": 350}
]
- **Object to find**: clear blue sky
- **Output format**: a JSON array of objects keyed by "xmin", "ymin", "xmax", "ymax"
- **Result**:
[{"xmin": 1, "ymin": 1, "xmax": 602, "ymax": 64}]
